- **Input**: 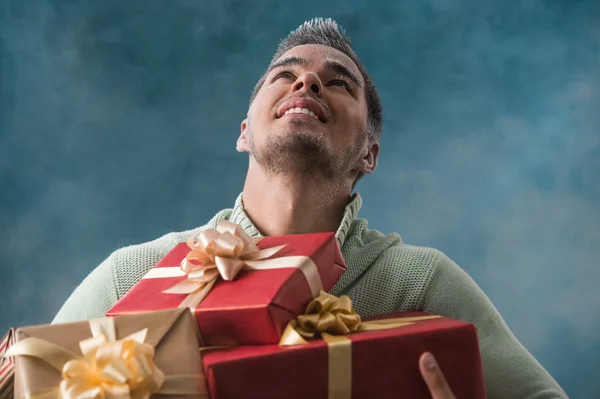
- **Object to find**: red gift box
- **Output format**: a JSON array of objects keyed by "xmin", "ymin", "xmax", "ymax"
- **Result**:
[
  {"xmin": 108, "ymin": 231, "xmax": 347, "ymax": 346},
  {"xmin": 0, "ymin": 328, "xmax": 16, "ymax": 399},
  {"xmin": 201, "ymin": 311, "xmax": 486, "ymax": 399}
]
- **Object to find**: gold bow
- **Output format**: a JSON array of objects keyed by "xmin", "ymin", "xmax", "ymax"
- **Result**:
[
  {"xmin": 59, "ymin": 320, "xmax": 162, "ymax": 399},
  {"xmin": 162, "ymin": 220, "xmax": 288, "ymax": 308},
  {"xmin": 279, "ymin": 291, "xmax": 442, "ymax": 399},
  {"xmin": 6, "ymin": 318, "xmax": 205, "ymax": 399},
  {"xmin": 292, "ymin": 291, "xmax": 361, "ymax": 339}
]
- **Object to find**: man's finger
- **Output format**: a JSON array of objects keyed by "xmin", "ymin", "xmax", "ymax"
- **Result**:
[{"xmin": 419, "ymin": 352, "xmax": 455, "ymax": 399}]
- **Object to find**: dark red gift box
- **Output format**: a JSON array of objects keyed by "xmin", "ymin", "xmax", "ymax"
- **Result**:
[
  {"xmin": 201, "ymin": 311, "xmax": 486, "ymax": 399},
  {"xmin": 107, "ymin": 232, "xmax": 347, "ymax": 346}
]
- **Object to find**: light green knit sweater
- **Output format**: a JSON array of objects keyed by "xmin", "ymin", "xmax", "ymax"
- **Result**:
[{"xmin": 53, "ymin": 193, "xmax": 567, "ymax": 399}]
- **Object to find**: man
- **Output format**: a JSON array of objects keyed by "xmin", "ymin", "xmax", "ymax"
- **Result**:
[{"xmin": 54, "ymin": 18, "xmax": 567, "ymax": 398}]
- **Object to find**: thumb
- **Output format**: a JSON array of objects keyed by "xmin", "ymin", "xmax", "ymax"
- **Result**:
[{"xmin": 419, "ymin": 352, "xmax": 455, "ymax": 399}]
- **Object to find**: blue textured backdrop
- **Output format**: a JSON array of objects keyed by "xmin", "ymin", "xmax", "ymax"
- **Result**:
[{"xmin": 1, "ymin": 0, "xmax": 599, "ymax": 397}]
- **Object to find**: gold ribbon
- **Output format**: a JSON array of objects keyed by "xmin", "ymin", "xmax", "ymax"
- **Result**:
[
  {"xmin": 279, "ymin": 291, "xmax": 442, "ymax": 399},
  {"xmin": 6, "ymin": 318, "xmax": 206, "ymax": 399},
  {"xmin": 151, "ymin": 220, "xmax": 324, "ymax": 309}
]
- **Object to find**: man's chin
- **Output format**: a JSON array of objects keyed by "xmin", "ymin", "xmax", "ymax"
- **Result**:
[
  {"xmin": 254, "ymin": 133, "xmax": 335, "ymax": 177},
  {"xmin": 275, "ymin": 127, "xmax": 328, "ymax": 143}
]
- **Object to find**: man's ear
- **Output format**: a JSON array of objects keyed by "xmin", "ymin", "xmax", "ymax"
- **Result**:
[
  {"xmin": 237, "ymin": 119, "xmax": 250, "ymax": 153},
  {"xmin": 358, "ymin": 140, "xmax": 379, "ymax": 174}
]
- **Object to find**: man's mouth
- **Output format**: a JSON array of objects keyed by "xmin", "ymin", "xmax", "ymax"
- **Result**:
[
  {"xmin": 276, "ymin": 97, "xmax": 328, "ymax": 123},
  {"xmin": 282, "ymin": 107, "xmax": 320, "ymax": 121}
]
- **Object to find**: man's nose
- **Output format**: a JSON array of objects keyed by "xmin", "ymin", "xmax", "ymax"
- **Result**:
[{"xmin": 292, "ymin": 72, "xmax": 323, "ymax": 97}]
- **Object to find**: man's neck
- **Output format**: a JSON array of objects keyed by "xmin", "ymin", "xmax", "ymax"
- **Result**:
[{"xmin": 241, "ymin": 166, "xmax": 353, "ymax": 237}]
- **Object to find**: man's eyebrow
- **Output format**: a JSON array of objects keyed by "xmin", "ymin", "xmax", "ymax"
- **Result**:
[
  {"xmin": 324, "ymin": 60, "xmax": 363, "ymax": 89},
  {"xmin": 267, "ymin": 56, "xmax": 363, "ymax": 89},
  {"xmin": 267, "ymin": 56, "xmax": 308, "ymax": 73}
]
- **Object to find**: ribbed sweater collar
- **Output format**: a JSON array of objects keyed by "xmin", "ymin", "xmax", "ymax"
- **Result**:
[{"xmin": 227, "ymin": 192, "xmax": 363, "ymax": 248}]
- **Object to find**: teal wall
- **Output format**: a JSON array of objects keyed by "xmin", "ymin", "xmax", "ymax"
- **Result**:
[{"xmin": 1, "ymin": 1, "xmax": 599, "ymax": 397}]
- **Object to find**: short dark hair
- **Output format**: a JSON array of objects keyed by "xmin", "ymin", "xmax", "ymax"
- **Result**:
[{"xmin": 249, "ymin": 18, "xmax": 382, "ymax": 142}]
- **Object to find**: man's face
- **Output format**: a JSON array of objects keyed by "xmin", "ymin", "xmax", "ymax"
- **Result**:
[{"xmin": 238, "ymin": 44, "xmax": 376, "ymax": 180}]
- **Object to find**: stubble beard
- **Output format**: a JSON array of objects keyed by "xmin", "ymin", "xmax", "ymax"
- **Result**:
[{"xmin": 249, "ymin": 124, "xmax": 361, "ymax": 180}]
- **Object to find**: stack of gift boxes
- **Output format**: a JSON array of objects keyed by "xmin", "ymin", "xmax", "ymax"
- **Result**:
[{"xmin": 3, "ymin": 221, "xmax": 486, "ymax": 398}]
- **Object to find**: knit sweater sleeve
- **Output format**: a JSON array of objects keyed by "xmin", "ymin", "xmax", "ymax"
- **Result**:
[
  {"xmin": 51, "ymin": 227, "xmax": 207, "ymax": 324},
  {"xmin": 51, "ymin": 252, "xmax": 120, "ymax": 324},
  {"xmin": 418, "ymin": 251, "xmax": 568, "ymax": 399}
]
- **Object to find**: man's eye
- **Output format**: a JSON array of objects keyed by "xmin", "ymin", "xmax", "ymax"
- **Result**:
[
  {"xmin": 274, "ymin": 71, "xmax": 295, "ymax": 81},
  {"xmin": 329, "ymin": 79, "xmax": 353, "ymax": 92}
]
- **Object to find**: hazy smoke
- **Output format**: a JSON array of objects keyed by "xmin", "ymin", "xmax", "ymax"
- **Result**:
[{"xmin": 1, "ymin": 0, "xmax": 598, "ymax": 397}]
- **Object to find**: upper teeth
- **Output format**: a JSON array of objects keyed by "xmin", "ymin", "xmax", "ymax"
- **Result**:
[{"xmin": 285, "ymin": 107, "xmax": 319, "ymax": 120}]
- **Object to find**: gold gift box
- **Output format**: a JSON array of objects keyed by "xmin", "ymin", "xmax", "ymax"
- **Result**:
[{"xmin": 11, "ymin": 308, "xmax": 204, "ymax": 399}]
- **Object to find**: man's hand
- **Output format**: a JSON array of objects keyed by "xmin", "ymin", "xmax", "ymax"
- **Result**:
[{"xmin": 419, "ymin": 352, "xmax": 456, "ymax": 399}]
